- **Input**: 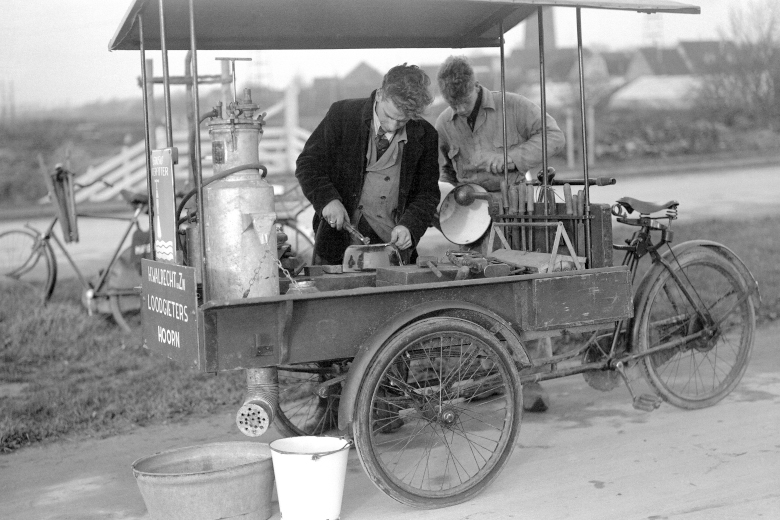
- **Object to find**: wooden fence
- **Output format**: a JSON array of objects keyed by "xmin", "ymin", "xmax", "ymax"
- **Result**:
[{"xmin": 73, "ymin": 85, "xmax": 310, "ymax": 203}]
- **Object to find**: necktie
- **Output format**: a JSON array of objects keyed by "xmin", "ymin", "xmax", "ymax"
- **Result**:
[{"xmin": 376, "ymin": 127, "xmax": 390, "ymax": 160}]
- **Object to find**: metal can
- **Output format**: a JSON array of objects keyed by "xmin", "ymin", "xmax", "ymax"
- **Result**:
[
  {"xmin": 204, "ymin": 90, "xmax": 278, "ymax": 301},
  {"xmin": 286, "ymin": 280, "xmax": 319, "ymax": 294}
]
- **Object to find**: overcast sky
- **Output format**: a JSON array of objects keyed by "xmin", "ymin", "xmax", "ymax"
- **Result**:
[{"xmin": 1, "ymin": 0, "xmax": 737, "ymax": 110}]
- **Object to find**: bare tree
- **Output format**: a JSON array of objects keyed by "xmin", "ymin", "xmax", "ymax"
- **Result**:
[{"xmin": 696, "ymin": 0, "xmax": 780, "ymax": 129}]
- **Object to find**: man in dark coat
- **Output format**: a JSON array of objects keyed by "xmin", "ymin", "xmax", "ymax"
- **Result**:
[{"xmin": 295, "ymin": 64, "xmax": 440, "ymax": 265}]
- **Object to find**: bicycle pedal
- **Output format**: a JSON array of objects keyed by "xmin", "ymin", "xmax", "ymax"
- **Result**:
[{"xmin": 633, "ymin": 394, "xmax": 662, "ymax": 412}]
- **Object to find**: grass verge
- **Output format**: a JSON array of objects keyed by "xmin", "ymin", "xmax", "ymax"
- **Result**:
[
  {"xmin": 0, "ymin": 280, "xmax": 244, "ymax": 453},
  {"xmin": 1, "ymin": 215, "xmax": 778, "ymax": 454}
]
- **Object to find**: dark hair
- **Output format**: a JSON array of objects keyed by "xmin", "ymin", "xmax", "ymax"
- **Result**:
[
  {"xmin": 381, "ymin": 64, "xmax": 433, "ymax": 120},
  {"xmin": 437, "ymin": 55, "xmax": 476, "ymax": 104}
]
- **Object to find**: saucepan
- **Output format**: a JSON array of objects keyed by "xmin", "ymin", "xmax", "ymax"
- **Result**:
[{"xmin": 342, "ymin": 243, "xmax": 403, "ymax": 272}]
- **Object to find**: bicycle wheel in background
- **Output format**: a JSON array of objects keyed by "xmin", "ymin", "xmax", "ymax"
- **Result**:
[
  {"xmin": 352, "ymin": 317, "xmax": 522, "ymax": 508},
  {"xmin": 635, "ymin": 246, "xmax": 755, "ymax": 409},
  {"xmin": 275, "ymin": 360, "xmax": 348, "ymax": 437},
  {"xmin": 0, "ymin": 229, "xmax": 57, "ymax": 302},
  {"xmin": 277, "ymin": 222, "xmax": 314, "ymax": 267}
]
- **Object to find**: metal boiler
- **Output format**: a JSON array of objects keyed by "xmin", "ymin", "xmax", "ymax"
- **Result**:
[
  {"xmin": 202, "ymin": 87, "xmax": 281, "ymax": 437},
  {"xmin": 204, "ymin": 89, "xmax": 279, "ymax": 301}
]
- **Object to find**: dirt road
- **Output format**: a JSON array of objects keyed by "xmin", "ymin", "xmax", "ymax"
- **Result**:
[{"xmin": 2, "ymin": 321, "xmax": 778, "ymax": 520}]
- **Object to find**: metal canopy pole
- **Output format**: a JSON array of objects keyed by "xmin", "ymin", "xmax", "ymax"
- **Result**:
[
  {"xmin": 188, "ymin": 0, "xmax": 209, "ymax": 301},
  {"xmin": 499, "ymin": 20, "xmax": 509, "ymax": 190},
  {"xmin": 138, "ymin": 15, "xmax": 156, "ymax": 260},
  {"xmin": 576, "ymin": 8, "xmax": 593, "ymax": 267},
  {"xmin": 537, "ymin": 6, "xmax": 550, "ymax": 251},
  {"xmin": 158, "ymin": 0, "xmax": 174, "ymax": 148}
]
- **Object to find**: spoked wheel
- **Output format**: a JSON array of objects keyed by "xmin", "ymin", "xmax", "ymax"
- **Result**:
[
  {"xmin": 0, "ymin": 229, "xmax": 57, "ymax": 302},
  {"xmin": 275, "ymin": 360, "xmax": 348, "ymax": 437},
  {"xmin": 353, "ymin": 317, "xmax": 522, "ymax": 508},
  {"xmin": 636, "ymin": 247, "xmax": 755, "ymax": 409}
]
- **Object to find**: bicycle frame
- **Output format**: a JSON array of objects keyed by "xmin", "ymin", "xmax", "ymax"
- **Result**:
[
  {"xmin": 34, "ymin": 205, "xmax": 147, "ymax": 298},
  {"xmin": 515, "ymin": 206, "xmax": 746, "ymax": 383}
]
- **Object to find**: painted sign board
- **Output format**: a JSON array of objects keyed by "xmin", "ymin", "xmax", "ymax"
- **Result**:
[
  {"xmin": 141, "ymin": 258, "xmax": 200, "ymax": 368},
  {"xmin": 150, "ymin": 148, "xmax": 177, "ymax": 263}
]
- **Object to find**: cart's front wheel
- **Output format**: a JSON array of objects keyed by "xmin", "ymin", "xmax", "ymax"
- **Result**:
[
  {"xmin": 353, "ymin": 317, "xmax": 522, "ymax": 508},
  {"xmin": 636, "ymin": 247, "xmax": 755, "ymax": 409}
]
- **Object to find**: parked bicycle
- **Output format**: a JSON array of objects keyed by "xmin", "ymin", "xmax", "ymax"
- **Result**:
[
  {"xmin": 0, "ymin": 165, "xmax": 150, "ymax": 333},
  {"xmin": 2, "ymin": 164, "xmax": 317, "ymax": 333}
]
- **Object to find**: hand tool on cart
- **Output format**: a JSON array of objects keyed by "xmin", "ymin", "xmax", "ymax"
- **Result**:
[
  {"xmin": 576, "ymin": 189, "xmax": 585, "ymax": 255},
  {"xmin": 415, "ymin": 256, "xmax": 444, "ymax": 278},
  {"xmin": 518, "ymin": 182, "xmax": 528, "ymax": 250},
  {"xmin": 444, "ymin": 250, "xmax": 511, "ymax": 280},
  {"xmin": 525, "ymin": 181, "xmax": 535, "ymax": 250},
  {"xmin": 452, "ymin": 183, "xmax": 493, "ymax": 206},
  {"xmin": 508, "ymin": 183, "xmax": 521, "ymax": 249},
  {"xmin": 344, "ymin": 222, "xmax": 370, "ymax": 245},
  {"xmin": 563, "ymin": 183, "xmax": 573, "ymax": 215},
  {"xmin": 532, "ymin": 167, "xmax": 616, "ymax": 188}
]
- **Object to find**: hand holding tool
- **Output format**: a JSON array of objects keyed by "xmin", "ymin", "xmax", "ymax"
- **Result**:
[{"xmin": 344, "ymin": 222, "xmax": 370, "ymax": 245}]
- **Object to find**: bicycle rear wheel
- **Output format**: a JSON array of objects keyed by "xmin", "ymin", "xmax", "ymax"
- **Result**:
[
  {"xmin": 0, "ymin": 229, "xmax": 56, "ymax": 302},
  {"xmin": 635, "ymin": 247, "xmax": 755, "ymax": 409}
]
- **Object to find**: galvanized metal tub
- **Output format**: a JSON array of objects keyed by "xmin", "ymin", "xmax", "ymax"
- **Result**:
[{"xmin": 132, "ymin": 441, "xmax": 274, "ymax": 520}]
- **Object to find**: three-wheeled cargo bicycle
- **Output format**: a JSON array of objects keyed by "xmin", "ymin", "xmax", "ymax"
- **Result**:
[{"xmin": 109, "ymin": 0, "xmax": 761, "ymax": 508}]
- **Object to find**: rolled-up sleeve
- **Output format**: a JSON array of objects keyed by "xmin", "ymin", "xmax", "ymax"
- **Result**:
[{"xmin": 506, "ymin": 96, "xmax": 565, "ymax": 173}]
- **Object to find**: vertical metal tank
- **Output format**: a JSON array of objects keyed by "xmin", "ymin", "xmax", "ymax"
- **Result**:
[{"xmin": 204, "ymin": 89, "xmax": 279, "ymax": 300}]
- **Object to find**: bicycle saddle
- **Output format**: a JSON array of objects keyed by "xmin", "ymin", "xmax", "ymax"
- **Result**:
[
  {"xmin": 120, "ymin": 189, "xmax": 149, "ymax": 206},
  {"xmin": 616, "ymin": 196, "xmax": 678, "ymax": 215}
]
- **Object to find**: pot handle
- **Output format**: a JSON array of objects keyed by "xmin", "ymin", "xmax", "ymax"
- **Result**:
[{"xmin": 390, "ymin": 244, "xmax": 405, "ymax": 266}]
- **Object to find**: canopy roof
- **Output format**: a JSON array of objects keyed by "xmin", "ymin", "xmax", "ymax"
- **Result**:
[{"xmin": 109, "ymin": 0, "xmax": 700, "ymax": 51}]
